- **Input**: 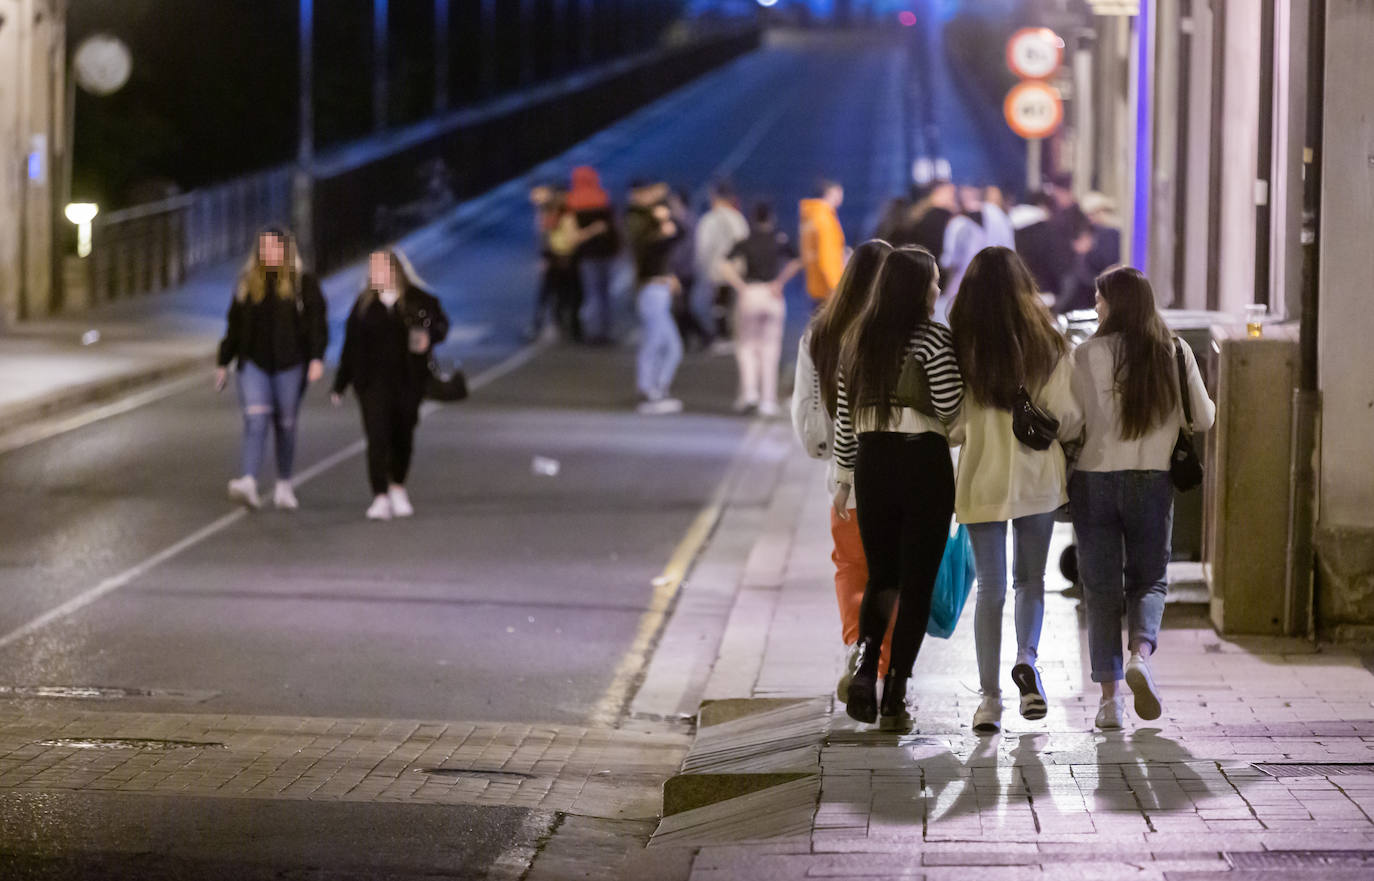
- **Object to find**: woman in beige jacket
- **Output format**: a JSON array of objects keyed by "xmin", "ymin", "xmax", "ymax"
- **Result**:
[{"xmin": 949, "ymin": 247, "xmax": 1083, "ymax": 735}]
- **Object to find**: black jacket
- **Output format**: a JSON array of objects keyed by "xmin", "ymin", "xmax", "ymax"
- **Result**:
[
  {"xmin": 625, "ymin": 202, "xmax": 680, "ymax": 282},
  {"xmin": 333, "ymin": 286, "xmax": 451, "ymax": 397},
  {"xmin": 217, "ymin": 272, "xmax": 328, "ymax": 372}
]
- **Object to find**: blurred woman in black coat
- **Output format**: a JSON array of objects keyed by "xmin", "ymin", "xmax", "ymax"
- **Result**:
[{"xmin": 333, "ymin": 248, "xmax": 450, "ymax": 520}]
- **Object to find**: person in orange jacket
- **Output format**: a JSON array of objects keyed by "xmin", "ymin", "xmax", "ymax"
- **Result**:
[{"xmin": 799, "ymin": 179, "xmax": 847, "ymax": 303}]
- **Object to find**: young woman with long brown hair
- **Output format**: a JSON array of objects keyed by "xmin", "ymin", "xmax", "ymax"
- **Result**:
[
  {"xmin": 216, "ymin": 227, "xmax": 328, "ymax": 510},
  {"xmin": 1070, "ymin": 267, "xmax": 1213, "ymax": 729},
  {"xmin": 791, "ymin": 240, "xmax": 892, "ymax": 701},
  {"xmin": 832, "ymin": 246, "xmax": 963, "ymax": 730},
  {"xmin": 948, "ymin": 246, "xmax": 1082, "ymax": 735}
]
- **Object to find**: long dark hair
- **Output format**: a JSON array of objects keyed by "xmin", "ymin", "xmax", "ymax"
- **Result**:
[
  {"xmin": 1095, "ymin": 266, "xmax": 1177, "ymax": 440},
  {"xmin": 949, "ymin": 246, "xmax": 1067, "ymax": 410},
  {"xmin": 808, "ymin": 240, "xmax": 892, "ymax": 417},
  {"xmin": 839, "ymin": 246, "xmax": 940, "ymax": 432}
]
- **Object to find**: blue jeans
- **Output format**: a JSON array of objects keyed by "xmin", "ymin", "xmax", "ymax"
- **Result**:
[
  {"xmin": 967, "ymin": 512, "xmax": 1056, "ymax": 695},
  {"xmin": 636, "ymin": 283, "xmax": 683, "ymax": 399},
  {"xmin": 1069, "ymin": 470, "xmax": 1173, "ymax": 683},
  {"xmin": 235, "ymin": 361, "xmax": 305, "ymax": 481},
  {"xmin": 580, "ymin": 256, "xmax": 617, "ymax": 340}
]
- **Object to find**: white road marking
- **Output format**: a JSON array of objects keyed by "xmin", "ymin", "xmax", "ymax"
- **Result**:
[
  {"xmin": 0, "ymin": 342, "xmax": 548, "ymax": 651},
  {"xmin": 0, "ymin": 372, "xmax": 207, "ymax": 457}
]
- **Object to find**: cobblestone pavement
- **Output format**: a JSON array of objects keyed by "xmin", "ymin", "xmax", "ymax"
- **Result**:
[{"xmin": 646, "ymin": 442, "xmax": 1374, "ymax": 880}]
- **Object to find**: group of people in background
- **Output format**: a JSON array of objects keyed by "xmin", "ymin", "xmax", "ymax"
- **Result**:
[
  {"xmin": 528, "ymin": 168, "xmax": 849, "ymax": 417},
  {"xmin": 793, "ymin": 232, "xmax": 1212, "ymax": 735},
  {"xmin": 216, "ymin": 228, "xmax": 450, "ymax": 521},
  {"xmin": 874, "ymin": 173, "xmax": 1121, "ymax": 322}
]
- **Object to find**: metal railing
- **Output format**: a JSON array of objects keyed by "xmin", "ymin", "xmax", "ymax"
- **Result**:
[{"xmin": 87, "ymin": 166, "xmax": 291, "ymax": 304}]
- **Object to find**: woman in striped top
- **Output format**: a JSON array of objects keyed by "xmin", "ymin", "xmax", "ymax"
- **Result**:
[
  {"xmin": 790, "ymin": 241, "xmax": 894, "ymax": 703},
  {"xmin": 833, "ymin": 246, "xmax": 963, "ymax": 730}
]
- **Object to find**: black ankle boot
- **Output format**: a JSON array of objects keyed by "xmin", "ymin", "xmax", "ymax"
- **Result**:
[
  {"xmin": 844, "ymin": 638, "xmax": 880, "ymax": 724},
  {"xmin": 879, "ymin": 671, "xmax": 912, "ymax": 732}
]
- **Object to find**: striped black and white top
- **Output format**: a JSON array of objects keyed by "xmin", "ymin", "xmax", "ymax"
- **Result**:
[{"xmin": 834, "ymin": 321, "xmax": 963, "ymax": 479}]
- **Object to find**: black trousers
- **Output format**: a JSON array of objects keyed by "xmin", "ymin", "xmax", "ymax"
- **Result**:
[
  {"xmin": 358, "ymin": 384, "xmax": 421, "ymax": 495},
  {"xmin": 853, "ymin": 432, "xmax": 956, "ymax": 676}
]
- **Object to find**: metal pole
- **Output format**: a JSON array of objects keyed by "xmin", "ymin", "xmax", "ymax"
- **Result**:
[
  {"xmin": 480, "ymin": 0, "xmax": 497, "ymax": 97},
  {"xmin": 293, "ymin": 0, "xmax": 315, "ymax": 260},
  {"xmin": 1027, "ymin": 138, "xmax": 1042, "ymax": 193},
  {"xmin": 1285, "ymin": 0, "xmax": 1324, "ymax": 640},
  {"xmin": 1253, "ymin": 0, "xmax": 1276, "ymax": 309},
  {"xmin": 373, "ymin": 0, "xmax": 389, "ymax": 132},
  {"xmin": 434, "ymin": 0, "xmax": 450, "ymax": 113}
]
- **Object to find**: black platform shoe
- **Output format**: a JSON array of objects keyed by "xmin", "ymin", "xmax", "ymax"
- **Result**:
[
  {"xmin": 844, "ymin": 638, "xmax": 879, "ymax": 724},
  {"xmin": 879, "ymin": 671, "xmax": 912, "ymax": 732}
]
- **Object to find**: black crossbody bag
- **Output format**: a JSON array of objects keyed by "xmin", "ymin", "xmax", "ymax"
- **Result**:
[{"xmin": 1169, "ymin": 339, "xmax": 1204, "ymax": 491}]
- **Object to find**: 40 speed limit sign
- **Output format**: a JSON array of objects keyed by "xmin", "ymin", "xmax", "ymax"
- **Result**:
[{"xmin": 1004, "ymin": 81, "xmax": 1063, "ymax": 140}]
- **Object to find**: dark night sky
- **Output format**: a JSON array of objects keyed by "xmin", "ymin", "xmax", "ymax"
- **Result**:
[{"xmin": 70, "ymin": 1, "xmax": 688, "ymax": 208}]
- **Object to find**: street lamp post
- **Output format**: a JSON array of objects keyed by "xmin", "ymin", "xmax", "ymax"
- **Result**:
[
  {"xmin": 293, "ymin": 0, "xmax": 314, "ymax": 262},
  {"xmin": 373, "ymin": 0, "xmax": 388, "ymax": 132}
]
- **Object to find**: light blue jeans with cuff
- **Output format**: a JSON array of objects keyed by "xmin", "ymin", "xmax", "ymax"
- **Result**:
[
  {"xmin": 1069, "ymin": 469, "xmax": 1173, "ymax": 683},
  {"xmin": 967, "ymin": 512, "xmax": 1056, "ymax": 696}
]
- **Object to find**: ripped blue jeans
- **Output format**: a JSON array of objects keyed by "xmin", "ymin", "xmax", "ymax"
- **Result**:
[{"xmin": 235, "ymin": 361, "xmax": 305, "ymax": 481}]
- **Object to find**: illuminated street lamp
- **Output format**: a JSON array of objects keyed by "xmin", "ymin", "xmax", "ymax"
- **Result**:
[{"xmin": 64, "ymin": 203, "xmax": 99, "ymax": 258}]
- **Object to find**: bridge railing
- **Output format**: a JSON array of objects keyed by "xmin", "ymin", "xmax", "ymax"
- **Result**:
[{"xmin": 88, "ymin": 166, "xmax": 292, "ymax": 304}]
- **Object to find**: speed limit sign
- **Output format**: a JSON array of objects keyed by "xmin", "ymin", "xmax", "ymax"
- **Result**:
[
  {"xmin": 1006, "ymin": 27, "xmax": 1063, "ymax": 81},
  {"xmin": 1004, "ymin": 82, "xmax": 1063, "ymax": 140}
]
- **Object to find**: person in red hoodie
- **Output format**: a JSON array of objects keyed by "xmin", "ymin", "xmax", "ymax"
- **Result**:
[{"xmin": 567, "ymin": 166, "xmax": 621, "ymax": 344}]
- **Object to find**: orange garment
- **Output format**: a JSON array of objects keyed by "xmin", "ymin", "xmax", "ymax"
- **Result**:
[
  {"xmin": 830, "ymin": 507, "xmax": 892, "ymax": 676},
  {"xmin": 799, "ymin": 198, "xmax": 846, "ymax": 300},
  {"xmin": 566, "ymin": 166, "xmax": 609, "ymax": 213}
]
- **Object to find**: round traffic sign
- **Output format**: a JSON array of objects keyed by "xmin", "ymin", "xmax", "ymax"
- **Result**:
[
  {"xmin": 1006, "ymin": 27, "xmax": 1063, "ymax": 81},
  {"xmin": 1004, "ymin": 82, "xmax": 1063, "ymax": 140}
]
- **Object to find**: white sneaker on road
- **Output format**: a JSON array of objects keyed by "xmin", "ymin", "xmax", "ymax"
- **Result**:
[
  {"xmin": 366, "ymin": 495, "xmax": 393, "ymax": 521},
  {"xmin": 1096, "ymin": 696, "xmax": 1126, "ymax": 730},
  {"xmin": 227, "ymin": 476, "xmax": 260, "ymax": 509},
  {"xmin": 388, "ymin": 486, "xmax": 414, "ymax": 518},
  {"xmin": 1125, "ymin": 654, "xmax": 1163, "ymax": 721},
  {"xmin": 972, "ymin": 694, "xmax": 1003, "ymax": 735},
  {"xmin": 273, "ymin": 481, "xmax": 298, "ymax": 510},
  {"xmin": 758, "ymin": 400, "xmax": 781, "ymax": 418},
  {"xmin": 637, "ymin": 397, "xmax": 683, "ymax": 415}
]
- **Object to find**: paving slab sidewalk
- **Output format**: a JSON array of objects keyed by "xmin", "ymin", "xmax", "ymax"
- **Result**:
[{"xmin": 644, "ymin": 442, "xmax": 1374, "ymax": 880}]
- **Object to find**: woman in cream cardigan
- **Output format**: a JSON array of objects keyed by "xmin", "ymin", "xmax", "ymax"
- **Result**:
[{"xmin": 949, "ymin": 247, "xmax": 1083, "ymax": 735}]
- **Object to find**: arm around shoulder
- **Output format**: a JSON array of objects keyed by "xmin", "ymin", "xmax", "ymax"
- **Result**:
[{"xmin": 1184, "ymin": 344, "xmax": 1216, "ymax": 433}]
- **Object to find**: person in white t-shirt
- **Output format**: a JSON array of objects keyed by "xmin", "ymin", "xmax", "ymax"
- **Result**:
[{"xmin": 1069, "ymin": 267, "xmax": 1214, "ymax": 730}]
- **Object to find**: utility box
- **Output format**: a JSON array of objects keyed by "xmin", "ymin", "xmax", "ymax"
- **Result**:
[{"xmin": 1204, "ymin": 324, "xmax": 1299, "ymax": 635}]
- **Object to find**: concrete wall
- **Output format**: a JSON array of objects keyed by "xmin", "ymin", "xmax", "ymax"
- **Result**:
[
  {"xmin": 0, "ymin": 0, "xmax": 60, "ymax": 325},
  {"xmin": 1215, "ymin": 0, "xmax": 1259, "ymax": 319},
  {"xmin": 1316, "ymin": 0, "xmax": 1374, "ymax": 638}
]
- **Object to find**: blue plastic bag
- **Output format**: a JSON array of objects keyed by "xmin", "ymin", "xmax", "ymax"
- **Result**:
[{"xmin": 926, "ymin": 522, "xmax": 976, "ymax": 639}]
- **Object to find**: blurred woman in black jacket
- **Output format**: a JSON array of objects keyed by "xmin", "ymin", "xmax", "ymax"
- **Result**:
[
  {"xmin": 332, "ymin": 248, "xmax": 450, "ymax": 520},
  {"xmin": 216, "ymin": 227, "xmax": 328, "ymax": 510}
]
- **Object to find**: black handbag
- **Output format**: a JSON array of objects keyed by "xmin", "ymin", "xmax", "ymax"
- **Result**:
[
  {"xmin": 1170, "ymin": 339, "xmax": 1203, "ymax": 491},
  {"xmin": 426, "ymin": 357, "xmax": 469, "ymax": 402},
  {"xmin": 1012, "ymin": 385, "xmax": 1059, "ymax": 451}
]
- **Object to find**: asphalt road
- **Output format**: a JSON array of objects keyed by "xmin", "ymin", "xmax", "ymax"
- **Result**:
[{"xmin": 0, "ymin": 32, "xmax": 992, "ymax": 878}]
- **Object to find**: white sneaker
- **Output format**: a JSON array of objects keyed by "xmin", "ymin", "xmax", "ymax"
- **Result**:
[
  {"xmin": 972, "ymin": 694, "xmax": 1003, "ymax": 735},
  {"xmin": 733, "ymin": 397, "xmax": 758, "ymax": 414},
  {"xmin": 836, "ymin": 643, "xmax": 862, "ymax": 703},
  {"xmin": 1095, "ymin": 696, "xmax": 1126, "ymax": 730},
  {"xmin": 757, "ymin": 400, "xmax": 781, "ymax": 418},
  {"xmin": 637, "ymin": 397, "xmax": 683, "ymax": 415},
  {"xmin": 227, "ymin": 476, "xmax": 260, "ymax": 509},
  {"xmin": 388, "ymin": 486, "xmax": 414, "ymax": 518},
  {"xmin": 708, "ymin": 339, "xmax": 734, "ymax": 356},
  {"xmin": 1125, "ymin": 654, "xmax": 1163, "ymax": 721},
  {"xmin": 366, "ymin": 495, "xmax": 393, "ymax": 521},
  {"xmin": 273, "ymin": 481, "xmax": 298, "ymax": 510}
]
